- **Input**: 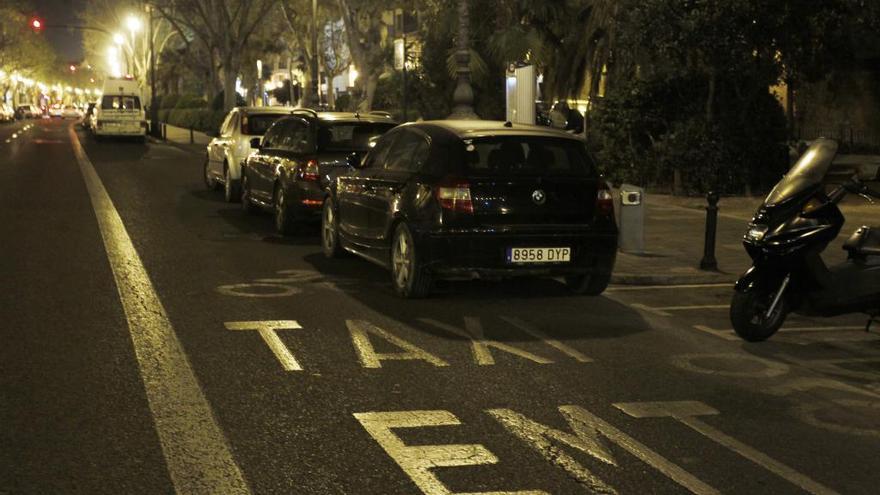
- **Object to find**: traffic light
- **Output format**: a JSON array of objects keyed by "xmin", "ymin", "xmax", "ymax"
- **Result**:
[
  {"xmin": 69, "ymin": 64, "xmax": 77, "ymax": 72},
  {"xmin": 30, "ymin": 17, "xmax": 44, "ymax": 33}
]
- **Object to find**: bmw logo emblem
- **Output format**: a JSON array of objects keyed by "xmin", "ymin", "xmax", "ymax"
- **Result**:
[{"xmin": 532, "ymin": 189, "xmax": 546, "ymax": 205}]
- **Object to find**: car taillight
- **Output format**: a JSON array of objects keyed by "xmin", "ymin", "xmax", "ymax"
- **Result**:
[
  {"xmin": 436, "ymin": 180, "xmax": 473, "ymax": 214},
  {"xmin": 299, "ymin": 160, "xmax": 320, "ymax": 182},
  {"xmin": 596, "ymin": 183, "xmax": 614, "ymax": 216}
]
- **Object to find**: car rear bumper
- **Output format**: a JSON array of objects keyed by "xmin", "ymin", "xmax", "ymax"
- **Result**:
[{"xmin": 418, "ymin": 228, "xmax": 618, "ymax": 280}]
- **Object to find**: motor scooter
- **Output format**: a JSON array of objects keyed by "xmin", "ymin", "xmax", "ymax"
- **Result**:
[{"xmin": 731, "ymin": 138, "xmax": 880, "ymax": 341}]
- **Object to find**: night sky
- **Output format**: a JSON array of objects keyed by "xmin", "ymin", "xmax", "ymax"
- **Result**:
[{"xmin": 34, "ymin": 0, "xmax": 85, "ymax": 62}]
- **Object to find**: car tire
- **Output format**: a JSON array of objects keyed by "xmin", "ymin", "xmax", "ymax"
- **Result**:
[
  {"xmin": 730, "ymin": 289, "xmax": 787, "ymax": 342},
  {"xmin": 240, "ymin": 173, "xmax": 258, "ymax": 214},
  {"xmin": 204, "ymin": 158, "xmax": 218, "ymax": 190},
  {"xmin": 223, "ymin": 165, "xmax": 240, "ymax": 203},
  {"xmin": 274, "ymin": 184, "xmax": 296, "ymax": 235},
  {"xmin": 565, "ymin": 271, "xmax": 611, "ymax": 296},
  {"xmin": 390, "ymin": 223, "xmax": 432, "ymax": 298},
  {"xmin": 322, "ymin": 197, "xmax": 344, "ymax": 258}
]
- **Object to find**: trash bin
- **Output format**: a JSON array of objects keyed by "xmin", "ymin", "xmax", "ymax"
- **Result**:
[{"xmin": 618, "ymin": 184, "xmax": 645, "ymax": 254}]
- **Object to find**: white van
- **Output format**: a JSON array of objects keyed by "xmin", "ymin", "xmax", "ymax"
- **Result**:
[{"xmin": 92, "ymin": 78, "xmax": 147, "ymax": 140}]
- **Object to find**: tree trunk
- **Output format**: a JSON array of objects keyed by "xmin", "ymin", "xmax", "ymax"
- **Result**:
[
  {"xmin": 786, "ymin": 76, "xmax": 795, "ymax": 140},
  {"xmin": 359, "ymin": 74, "xmax": 378, "ymax": 112},
  {"xmin": 705, "ymin": 71, "xmax": 716, "ymax": 123},
  {"xmin": 223, "ymin": 59, "xmax": 238, "ymax": 112},
  {"xmin": 326, "ymin": 79, "xmax": 336, "ymax": 110}
]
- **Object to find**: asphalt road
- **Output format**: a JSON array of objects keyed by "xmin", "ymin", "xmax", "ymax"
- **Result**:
[{"xmin": 2, "ymin": 118, "xmax": 879, "ymax": 495}]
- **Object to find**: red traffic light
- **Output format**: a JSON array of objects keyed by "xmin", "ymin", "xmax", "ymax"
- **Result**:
[{"xmin": 30, "ymin": 17, "xmax": 43, "ymax": 32}]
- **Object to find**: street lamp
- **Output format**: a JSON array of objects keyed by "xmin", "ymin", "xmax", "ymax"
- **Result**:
[{"xmin": 449, "ymin": 0, "xmax": 477, "ymax": 119}]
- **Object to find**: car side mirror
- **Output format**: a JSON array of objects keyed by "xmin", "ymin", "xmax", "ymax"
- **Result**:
[{"xmin": 250, "ymin": 137, "xmax": 261, "ymax": 150}]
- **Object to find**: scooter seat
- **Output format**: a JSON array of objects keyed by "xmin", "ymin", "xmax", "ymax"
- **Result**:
[{"xmin": 843, "ymin": 226, "xmax": 880, "ymax": 257}]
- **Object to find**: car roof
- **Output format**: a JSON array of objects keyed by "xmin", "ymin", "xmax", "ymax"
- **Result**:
[
  {"xmin": 407, "ymin": 120, "xmax": 582, "ymax": 142},
  {"xmin": 235, "ymin": 106, "xmax": 296, "ymax": 115}
]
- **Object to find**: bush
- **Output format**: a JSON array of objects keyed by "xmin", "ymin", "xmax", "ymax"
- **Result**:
[
  {"xmin": 175, "ymin": 94, "xmax": 208, "ymax": 109},
  {"xmin": 159, "ymin": 108, "xmax": 226, "ymax": 135},
  {"xmin": 590, "ymin": 77, "xmax": 787, "ymax": 195},
  {"xmin": 211, "ymin": 91, "xmax": 246, "ymax": 111}
]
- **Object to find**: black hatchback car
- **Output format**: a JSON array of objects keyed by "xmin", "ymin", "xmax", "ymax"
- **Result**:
[
  {"xmin": 322, "ymin": 120, "xmax": 618, "ymax": 298},
  {"xmin": 241, "ymin": 109, "xmax": 397, "ymax": 234}
]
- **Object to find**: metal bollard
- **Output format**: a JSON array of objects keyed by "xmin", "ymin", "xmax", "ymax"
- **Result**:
[
  {"xmin": 161, "ymin": 123, "xmax": 167, "ymax": 141},
  {"xmin": 700, "ymin": 191, "xmax": 719, "ymax": 271},
  {"xmin": 189, "ymin": 127, "xmax": 194, "ymax": 144}
]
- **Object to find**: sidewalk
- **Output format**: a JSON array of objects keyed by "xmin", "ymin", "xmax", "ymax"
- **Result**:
[
  {"xmin": 148, "ymin": 122, "xmax": 211, "ymax": 154},
  {"xmin": 612, "ymin": 192, "xmax": 877, "ymax": 285}
]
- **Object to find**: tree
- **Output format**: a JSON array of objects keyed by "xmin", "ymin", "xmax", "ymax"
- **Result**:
[
  {"xmin": 80, "ymin": 0, "xmax": 179, "ymax": 105},
  {"xmin": 152, "ymin": 0, "xmax": 278, "ymax": 111},
  {"xmin": 337, "ymin": 0, "xmax": 394, "ymax": 111},
  {"xmin": 489, "ymin": 0, "xmax": 618, "ymax": 101},
  {"xmin": 0, "ymin": 1, "xmax": 59, "ymax": 104}
]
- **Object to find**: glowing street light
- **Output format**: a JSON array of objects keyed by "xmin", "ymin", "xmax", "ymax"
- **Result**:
[
  {"xmin": 126, "ymin": 15, "xmax": 142, "ymax": 33},
  {"xmin": 113, "ymin": 33, "xmax": 124, "ymax": 45}
]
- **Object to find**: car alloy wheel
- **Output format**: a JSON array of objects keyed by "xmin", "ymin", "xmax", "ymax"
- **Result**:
[
  {"xmin": 223, "ymin": 166, "xmax": 238, "ymax": 203},
  {"xmin": 274, "ymin": 185, "xmax": 294, "ymax": 235},
  {"xmin": 391, "ymin": 223, "xmax": 431, "ymax": 298},
  {"xmin": 322, "ymin": 199, "xmax": 343, "ymax": 258}
]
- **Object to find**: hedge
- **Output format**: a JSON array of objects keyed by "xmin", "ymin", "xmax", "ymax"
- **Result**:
[{"xmin": 158, "ymin": 108, "xmax": 226, "ymax": 135}]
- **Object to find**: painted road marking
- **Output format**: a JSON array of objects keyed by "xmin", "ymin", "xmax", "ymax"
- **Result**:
[
  {"xmin": 225, "ymin": 320, "xmax": 303, "ymax": 371},
  {"xmin": 614, "ymin": 401, "xmax": 839, "ymax": 495},
  {"xmin": 70, "ymin": 125, "xmax": 251, "ymax": 494},
  {"xmin": 694, "ymin": 324, "xmax": 867, "ymax": 341},
  {"xmin": 354, "ymin": 410, "xmax": 547, "ymax": 495},
  {"xmin": 347, "ymin": 320, "xmax": 449, "ymax": 368},
  {"xmin": 606, "ymin": 283, "xmax": 732, "ymax": 292},
  {"xmin": 671, "ymin": 352, "xmax": 790, "ymax": 378},
  {"xmin": 501, "ymin": 316, "xmax": 593, "ymax": 363},
  {"xmin": 488, "ymin": 406, "xmax": 718, "ymax": 495},
  {"xmin": 420, "ymin": 317, "xmax": 553, "ymax": 365},
  {"xmin": 216, "ymin": 282, "xmax": 302, "ymax": 298},
  {"xmin": 632, "ymin": 304, "xmax": 728, "ymax": 317}
]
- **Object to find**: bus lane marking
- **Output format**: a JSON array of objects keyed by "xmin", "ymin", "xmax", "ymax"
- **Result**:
[
  {"xmin": 488, "ymin": 406, "xmax": 718, "ymax": 495},
  {"xmin": 500, "ymin": 316, "xmax": 593, "ymax": 363},
  {"xmin": 614, "ymin": 401, "xmax": 839, "ymax": 495},
  {"xmin": 354, "ymin": 410, "xmax": 548, "ymax": 495},
  {"xmin": 420, "ymin": 317, "xmax": 553, "ymax": 365},
  {"xmin": 225, "ymin": 320, "xmax": 303, "ymax": 371},
  {"xmin": 70, "ymin": 125, "xmax": 250, "ymax": 494},
  {"xmin": 348, "ymin": 319, "xmax": 449, "ymax": 368}
]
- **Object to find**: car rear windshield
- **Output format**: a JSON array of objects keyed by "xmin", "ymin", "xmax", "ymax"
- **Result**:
[
  {"xmin": 460, "ymin": 136, "xmax": 596, "ymax": 177},
  {"xmin": 317, "ymin": 122, "xmax": 397, "ymax": 151},
  {"xmin": 101, "ymin": 95, "xmax": 141, "ymax": 110},
  {"xmin": 242, "ymin": 114, "xmax": 287, "ymax": 136}
]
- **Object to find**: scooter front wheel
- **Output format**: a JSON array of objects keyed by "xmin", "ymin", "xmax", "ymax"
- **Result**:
[{"xmin": 730, "ymin": 289, "xmax": 788, "ymax": 342}]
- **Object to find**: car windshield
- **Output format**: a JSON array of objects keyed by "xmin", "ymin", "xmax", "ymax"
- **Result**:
[
  {"xmin": 317, "ymin": 122, "xmax": 397, "ymax": 151},
  {"xmin": 243, "ymin": 114, "xmax": 288, "ymax": 136},
  {"xmin": 101, "ymin": 95, "xmax": 141, "ymax": 110},
  {"xmin": 765, "ymin": 139, "xmax": 838, "ymax": 205},
  {"xmin": 460, "ymin": 136, "xmax": 596, "ymax": 177}
]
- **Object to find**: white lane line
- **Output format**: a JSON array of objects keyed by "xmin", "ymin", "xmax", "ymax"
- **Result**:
[
  {"xmin": 607, "ymin": 283, "xmax": 732, "ymax": 292},
  {"xmin": 69, "ymin": 125, "xmax": 251, "ymax": 494},
  {"xmin": 694, "ymin": 324, "xmax": 867, "ymax": 341}
]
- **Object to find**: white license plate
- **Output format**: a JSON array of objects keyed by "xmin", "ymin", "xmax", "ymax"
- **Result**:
[{"xmin": 506, "ymin": 247, "xmax": 571, "ymax": 264}]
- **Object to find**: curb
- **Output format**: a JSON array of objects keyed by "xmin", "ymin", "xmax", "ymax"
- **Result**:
[{"xmin": 148, "ymin": 135, "xmax": 204, "ymax": 156}]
